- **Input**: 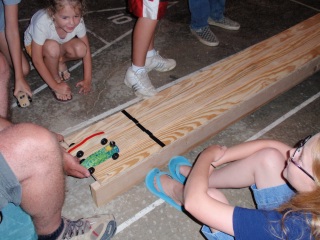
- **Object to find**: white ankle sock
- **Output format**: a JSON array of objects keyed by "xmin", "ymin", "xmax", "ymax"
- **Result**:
[
  {"xmin": 146, "ymin": 49, "xmax": 156, "ymax": 58},
  {"xmin": 132, "ymin": 64, "xmax": 145, "ymax": 73}
]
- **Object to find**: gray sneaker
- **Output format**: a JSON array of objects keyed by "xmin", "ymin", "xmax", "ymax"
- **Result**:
[
  {"xmin": 190, "ymin": 26, "xmax": 219, "ymax": 47},
  {"xmin": 145, "ymin": 51, "xmax": 176, "ymax": 72},
  {"xmin": 124, "ymin": 67, "xmax": 157, "ymax": 98},
  {"xmin": 57, "ymin": 214, "xmax": 117, "ymax": 240},
  {"xmin": 208, "ymin": 17, "xmax": 240, "ymax": 31}
]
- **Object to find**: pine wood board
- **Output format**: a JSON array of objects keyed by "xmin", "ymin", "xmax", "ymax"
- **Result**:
[{"xmin": 64, "ymin": 14, "xmax": 320, "ymax": 206}]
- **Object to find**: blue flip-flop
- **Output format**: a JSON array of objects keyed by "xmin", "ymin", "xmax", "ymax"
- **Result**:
[
  {"xmin": 145, "ymin": 168, "xmax": 182, "ymax": 211},
  {"xmin": 168, "ymin": 156, "xmax": 192, "ymax": 184}
]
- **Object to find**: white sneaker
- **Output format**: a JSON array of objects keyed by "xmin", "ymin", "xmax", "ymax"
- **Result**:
[
  {"xmin": 124, "ymin": 67, "xmax": 157, "ymax": 98},
  {"xmin": 145, "ymin": 51, "xmax": 176, "ymax": 72}
]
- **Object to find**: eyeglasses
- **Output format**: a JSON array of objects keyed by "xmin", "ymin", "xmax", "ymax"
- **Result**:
[{"xmin": 289, "ymin": 135, "xmax": 315, "ymax": 182}]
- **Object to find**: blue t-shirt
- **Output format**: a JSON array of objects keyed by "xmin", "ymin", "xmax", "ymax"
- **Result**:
[{"xmin": 233, "ymin": 207, "xmax": 314, "ymax": 239}]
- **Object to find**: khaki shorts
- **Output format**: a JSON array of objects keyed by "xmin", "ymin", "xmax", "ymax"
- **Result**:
[{"xmin": 25, "ymin": 45, "xmax": 32, "ymax": 57}]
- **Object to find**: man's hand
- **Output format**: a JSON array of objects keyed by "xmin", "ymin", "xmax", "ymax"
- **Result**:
[{"xmin": 62, "ymin": 149, "xmax": 90, "ymax": 178}]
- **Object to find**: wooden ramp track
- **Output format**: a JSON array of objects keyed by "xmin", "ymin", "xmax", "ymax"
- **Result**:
[{"xmin": 64, "ymin": 14, "xmax": 320, "ymax": 206}]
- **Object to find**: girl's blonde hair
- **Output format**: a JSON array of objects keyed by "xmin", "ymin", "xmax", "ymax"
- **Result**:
[
  {"xmin": 46, "ymin": 0, "xmax": 86, "ymax": 17},
  {"xmin": 277, "ymin": 135, "xmax": 320, "ymax": 238}
]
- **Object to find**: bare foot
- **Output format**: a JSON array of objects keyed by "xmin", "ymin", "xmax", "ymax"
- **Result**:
[
  {"xmin": 180, "ymin": 165, "xmax": 192, "ymax": 178},
  {"xmin": 51, "ymin": 90, "xmax": 72, "ymax": 102}
]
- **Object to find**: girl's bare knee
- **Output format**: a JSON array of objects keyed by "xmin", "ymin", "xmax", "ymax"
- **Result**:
[
  {"xmin": 43, "ymin": 40, "xmax": 60, "ymax": 59},
  {"xmin": 73, "ymin": 41, "xmax": 87, "ymax": 58},
  {"xmin": 259, "ymin": 148, "xmax": 285, "ymax": 170}
]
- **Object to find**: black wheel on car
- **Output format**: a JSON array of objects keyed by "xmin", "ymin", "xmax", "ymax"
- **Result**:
[
  {"xmin": 101, "ymin": 138, "xmax": 108, "ymax": 145},
  {"xmin": 88, "ymin": 167, "xmax": 95, "ymax": 175},
  {"xmin": 112, "ymin": 153, "xmax": 119, "ymax": 160},
  {"xmin": 79, "ymin": 159, "xmax": 85, "ymax": 164},
  {"xmin": 76, "ymin": 150, "xmax": 84, "ymax": 158},
  {"xmin": 109, "ymin": 141, "xmax": 116, "ymax": 147},
  {"xmin": 17, "ymin": 101, "xmax": 21, "ymax": 107},
  {"xmin": 28, "ymin": 96, "xmax": 32, "ymax": 102},
  {"xmin": 69, "ymin": 143, "xmax": 75, "ymax": 147}
]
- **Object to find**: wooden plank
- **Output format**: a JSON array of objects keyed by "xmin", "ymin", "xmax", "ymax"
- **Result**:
[{"xmin": 64, "ymin": 14, "xmax": 320, "ymax": 206}]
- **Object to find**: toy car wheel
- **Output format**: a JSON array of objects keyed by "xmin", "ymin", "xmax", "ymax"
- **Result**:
[
  {"xmin": 79, "ymin": 159, "xmax": 85, "ymax": 164},
  {"xmin": 76, "ymin": 150, "xmax": 84, "ymax": 158},
  {"xmin": 109, "ymin": 141, "xmax": 116, "ymax": 147},
  {"xmin": 101, "ymin": 138, "xmax": 108, "ymax": 145},
  {"xmin": 112, "ymin": 153, "xmax": 119, "ymax": 160},
  {"xmin": 69, "ymin": 143, "xmax": 75, "ymax": 147},
  {"xmin": 88, "ymin": 167, "xmax": 95, "ymax": 174}
]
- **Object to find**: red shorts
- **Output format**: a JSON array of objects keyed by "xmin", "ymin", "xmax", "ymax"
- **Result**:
[{"xmin": 129, "ymin": 0, "xmax": 168, "ymax": 20}]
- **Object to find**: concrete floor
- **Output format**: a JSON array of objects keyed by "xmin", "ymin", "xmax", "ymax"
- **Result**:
[{"xmin": 9, "ymin": 0, "xmax": 320, "ymax": 239}]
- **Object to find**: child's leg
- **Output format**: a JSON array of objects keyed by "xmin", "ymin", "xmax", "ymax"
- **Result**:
[
  {"xmin": 42, "ymin": 40, "xmax": 63, "ymax": 82},
  {"xmin": 208, "ymin": 148, "xmax": 287, "ymax": 189},
  {"xmin": 132, "ymin": 17, "xmax": 158, "ymax": 67},
  {"xmin": 59, "ymin": 38, "xmax": 87, "ymax": 80},
  {"xmin": 60, "ymin": 38, "xmax": 87, "ymax": 63},
  {"xmin": 42, "ymin": 40, "xmax": 73, "ymax": 101}
]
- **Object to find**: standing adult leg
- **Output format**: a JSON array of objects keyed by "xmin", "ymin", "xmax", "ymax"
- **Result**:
[
  {"xmin": 188, "ymin": 0, "xmax": 211, "ymax": 29},
  {"xmin": 209, "ymin": 0, "xmax": 225, "ymax": 21}
]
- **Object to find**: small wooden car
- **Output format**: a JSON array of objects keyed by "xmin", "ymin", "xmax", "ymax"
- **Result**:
[
  {"xmin": 16, "ymin": 91, "xmax": 32, "ymax": 108},
  {"xmin": 66, "ymin": 131, "xmax": 119, "ymax": 174}
]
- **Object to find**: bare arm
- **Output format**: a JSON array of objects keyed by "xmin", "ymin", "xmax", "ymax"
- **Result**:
[
  {"xmin": 213, "ymin": 139, "xmax": 291, "ymax": 167},
  {"xmin": 184, "ymin": 145, "xmax": 235, "ymax": 236},
  {"xmin": 4, "ymin": 4, "xmax": 31, "ymax": 97},
  {"xmin": 76, "ymin": 34, "xmax": 92, "ymax": 94}
]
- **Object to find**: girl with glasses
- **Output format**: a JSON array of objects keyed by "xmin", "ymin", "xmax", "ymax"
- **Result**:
[{"xmin": 146, "ymin": 133, "xmax": 320, "ymax": 239}]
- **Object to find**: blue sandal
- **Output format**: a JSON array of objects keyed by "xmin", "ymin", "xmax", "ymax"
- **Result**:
[
  {"xmin": 168, "ymin": 156, "xmax": 192, "ymax": 184},
  {"xmin": 145, "ymin": 168, "xmax": 182, "ymax": 211}
]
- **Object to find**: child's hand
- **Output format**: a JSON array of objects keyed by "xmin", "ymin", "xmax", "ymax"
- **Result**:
[
  {"xmin": 14, "ymin": 77, "xmax": 32, "ymax": 98},
  {"xmin": 76, "ymin": 80, "xmax": 92, "ymax": 94}
]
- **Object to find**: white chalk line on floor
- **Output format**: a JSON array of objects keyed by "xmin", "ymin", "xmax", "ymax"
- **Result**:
[
  {"xmin": 290, "ymin": 0, "xmax": 320, "ymax": 12},
  {"xmin": 114, "ymin": 91, "xmax": 320, "ymax": 235}
]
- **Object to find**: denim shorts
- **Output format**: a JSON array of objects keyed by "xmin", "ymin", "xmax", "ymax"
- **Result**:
[
  {"xmin": 201, "ymin": 183, "xmax": 296, "ymax": 240},
  {"xmin": 0, "ymin": 0, "xmax": 21, "ymax": 32},
  {"xmin": 0, "ymin": 153, "xmax": 22, "ymax": 211},
  {"xmin": 0, "ymin": 2, "xmax": 5, "ymax": 32}
]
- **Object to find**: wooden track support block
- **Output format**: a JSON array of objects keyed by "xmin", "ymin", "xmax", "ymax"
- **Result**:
[{"xmin": 64, "ymin": 14, "xmax": 320, "ymax": 206}]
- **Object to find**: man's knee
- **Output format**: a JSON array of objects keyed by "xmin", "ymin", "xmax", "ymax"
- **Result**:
[
  {"xmin": 0, "ymin": 123, "xmax": 63, "ymax": 181},
  {"xmin": 0, "ymin": 123, "xmax": 60, "ymax": 165},
  {"xmin": 18, "ymin": 123, "xmax": 60, "ymax": 154}
]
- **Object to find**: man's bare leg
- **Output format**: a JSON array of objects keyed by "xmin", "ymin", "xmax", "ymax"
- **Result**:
[{"xmin": 0, "ymin": 123, "xmax": 65, "ymax": 235}]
